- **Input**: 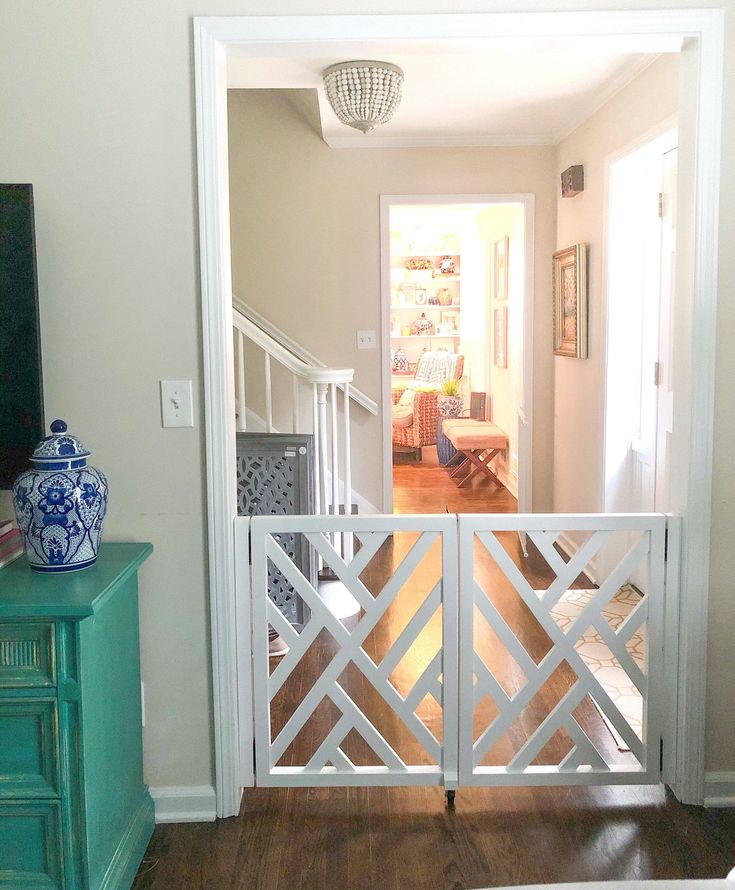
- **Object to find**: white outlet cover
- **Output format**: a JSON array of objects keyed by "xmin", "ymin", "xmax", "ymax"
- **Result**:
[{"xmin": 357, "ymin": 330, "xmax": 377, "ymax": 349}]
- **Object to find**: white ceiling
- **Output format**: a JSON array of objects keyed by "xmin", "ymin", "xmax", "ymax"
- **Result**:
[{"xmin": 227, "ymin": 37, "xmax": 678, "ymax": 148}]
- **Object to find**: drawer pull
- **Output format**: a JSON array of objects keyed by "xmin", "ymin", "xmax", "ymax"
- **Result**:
[
  {"xmin": 0, "ymin": 623, "xmax": 56, "ymax": 688},
  {"xmin": 0, "ymin": 638, "xmax": 41, "ymax": 669}
]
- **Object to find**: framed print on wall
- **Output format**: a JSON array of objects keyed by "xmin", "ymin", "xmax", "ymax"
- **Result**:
[
  {"xmin": 494, "ymin": 307, "xmax": 508, "ymax": 368},
  {"xmin": 439, "ymin": 309, "xmax": 459, "ymax": 332},
  {"xmin": 493, "ymin": 236, "xmax": 509, "ymax": 302},
  {"xmin": 553, "ymin": 243, "xmax": 588, "ymax": 358}
]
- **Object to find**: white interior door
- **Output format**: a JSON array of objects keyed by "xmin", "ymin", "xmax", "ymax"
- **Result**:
[
  {"xmin": 603, "ymin": 130, "xmax": 677, "ymax": 591},
  {"xmin": 653, "ymin": 147, "xmax": 677, "ymax": 515}
]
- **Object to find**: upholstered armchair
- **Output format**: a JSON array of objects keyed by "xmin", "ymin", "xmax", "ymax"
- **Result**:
[
  {"xmin": 391, "ymin": 352, "xmax": 464, "ymax": 454},
  {"xmin": 392, "ymin": 389, "xmax": 440, "ymax": 450}
]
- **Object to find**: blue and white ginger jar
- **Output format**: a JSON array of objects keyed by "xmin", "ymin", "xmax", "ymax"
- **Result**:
[{"xmin": 12, "ymin": 419, "xmax": 109, "ymax": 573}]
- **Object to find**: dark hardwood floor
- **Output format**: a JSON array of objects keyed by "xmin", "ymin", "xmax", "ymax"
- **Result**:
[
  {"xmin": 133, "ymin": 457, "xmax": 735, "ymax": 889},
  {"xmin": 134, "ymin": 785, "xmax": 735, "ymax": 889},
  {"xmin": 392, "ymin": 447, "xmax": 517, "ymax": 516}
]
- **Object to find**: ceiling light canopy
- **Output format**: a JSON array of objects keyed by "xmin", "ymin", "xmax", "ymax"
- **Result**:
[{"xmin": 322, "ymin": 61, "xmax": 404, "ymax": 134}]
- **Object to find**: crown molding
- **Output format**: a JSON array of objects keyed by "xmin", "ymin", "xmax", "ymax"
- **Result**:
[{"xmin": 323, "ymin": 133, "xmax": 554, "ymax": 149}]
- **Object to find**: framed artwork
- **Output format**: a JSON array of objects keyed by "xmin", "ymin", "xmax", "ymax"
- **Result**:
[
  {"xmin": 494, "ymin": 236, "xmax": 509, "ymax": 302},
  {"xmin": 494, "ymin": 307, "xmax": 508, "ymax": 368},
  {"xmin": 414, "ymin": 287, "xmax": 427, "ymax": 305},
  {"xmin": 439, "ymin": 310, "xmax": 459, "ymax": 332},
  {"xmin": 553, "ymin": 243, "xmax": 588, "ymax": 358}
]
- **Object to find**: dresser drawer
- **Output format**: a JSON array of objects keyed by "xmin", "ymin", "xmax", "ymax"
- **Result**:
[
  {"xmin": 0, "ymin": 800, "xmax": 63, "ymax": 889},
  {"xmin": 0, "ymin": 699, "xmax": 59, "ymax": 798},
  {"xmin": 0, "ymin": 623, "xmax": 55, "ymax": 688}
]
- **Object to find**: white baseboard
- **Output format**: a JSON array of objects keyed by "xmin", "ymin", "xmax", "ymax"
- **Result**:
[
  {"xmin": 497, "ymin": 462, "xmax": 518, "ymax": 499},
  {"xmin": 704, "ymin": 771, "xmax": 735, "ymax": 807},
  {"xmin": 149, "ymin": 785, "xmax": 217, "ymax": 823}
]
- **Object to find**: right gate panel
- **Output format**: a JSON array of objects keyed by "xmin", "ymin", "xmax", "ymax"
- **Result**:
[{"xmin": 458, "ymin": 514, "xmax": 666, "ymax": 786}]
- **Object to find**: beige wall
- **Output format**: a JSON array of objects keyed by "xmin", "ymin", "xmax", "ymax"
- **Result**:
[
  {"xmin": 0, "ymin": 1, "xmax": 733, "ymax": 794},
  {"xmin": 228, "ymin": 89, "xmax": 558, "ymax": 511},
  {"xmin": 553, "ymin": 54, "xmax": 679, "ymax": 516},
  {"xmin": 477, "ymin": 204, "xmax": 526, "ymax": 491}
]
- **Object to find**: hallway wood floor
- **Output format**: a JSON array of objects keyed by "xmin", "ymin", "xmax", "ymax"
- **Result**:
[
  {"xmin": 392, "ymin": 455, "xmax": 518, "ymax": 516},
  {"xmin": 134, "ymin": 785, "xmax": 735, "ymax": 889},
  {"xmin": 132, "ymin": 459, "xmax": 735, "ymax": 889}
]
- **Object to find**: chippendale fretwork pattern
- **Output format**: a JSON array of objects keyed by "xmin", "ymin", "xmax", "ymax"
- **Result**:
[
  {"xmin": 459, "ymin": 518, "xmax": 666, "ymax": 785},
  {"xmin": 236, "ymin": 454, "xmax": 300, "ymax": 623},
  {"xmin": 250, "ymin": 516, "xmax": 457, "ymax": 786}
]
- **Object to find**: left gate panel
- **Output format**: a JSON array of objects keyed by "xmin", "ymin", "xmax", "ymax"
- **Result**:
[{"xmin": 249, "ymin": 514, "xmax": 457, "ymax": 788}]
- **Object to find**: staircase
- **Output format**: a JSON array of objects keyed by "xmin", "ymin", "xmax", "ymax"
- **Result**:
[{"xmin": 232, "ymin": 295, "xmax": 378, "ymax": 564}]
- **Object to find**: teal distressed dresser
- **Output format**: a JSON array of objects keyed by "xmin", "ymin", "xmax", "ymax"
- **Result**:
[{"xmin": 0, "ymin": 543, "xmax": 154, "ymax": 889}]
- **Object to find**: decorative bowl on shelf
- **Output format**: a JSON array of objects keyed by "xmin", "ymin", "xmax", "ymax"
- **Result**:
[
  {"xmin": 438, "ymin": 256, "xmax": 456, "ymax": 275},
  {"xmin": 405, "ymin": 257, "xmax": 434, "ymax": 271}
]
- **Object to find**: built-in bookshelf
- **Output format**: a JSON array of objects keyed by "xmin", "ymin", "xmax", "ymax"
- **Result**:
[{"xmin": 390, "ymin": 254, "xmax": 461, "ymax": 376}]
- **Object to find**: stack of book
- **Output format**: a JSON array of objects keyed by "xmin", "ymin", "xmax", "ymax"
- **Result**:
[{"xmin": 0, "ymin": 519, "xmax": 24, "ymax": 569}]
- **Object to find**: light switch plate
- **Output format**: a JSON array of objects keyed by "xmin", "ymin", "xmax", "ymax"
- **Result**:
[
  {"xmin": 160, "ymin": 379, "xmax": 194, "ymax": 427},
  {"xmin": 357, "ymin": 330, "xmax": 377, "ymax": 349}
]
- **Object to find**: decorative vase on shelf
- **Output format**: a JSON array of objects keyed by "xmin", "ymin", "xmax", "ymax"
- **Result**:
[
  {"xmin": 12, "ymin": 419, "xmax": 109, "ymax": 573},
  {"xmin": 437, "ymin": 288, "xmax": 453, "ymax": 306},
  {"xmin": 412, "ymin": 312, "xmax": 434, "ymax": 336},
  {"xmin": 392, "ymin": 346, "xmax": 408, "ymax": 373}
]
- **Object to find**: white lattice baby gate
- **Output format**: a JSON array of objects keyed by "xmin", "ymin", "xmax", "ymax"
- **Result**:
[{"xmin": 240, "ymin": 512, "xmax": 676, "ymax": 796}]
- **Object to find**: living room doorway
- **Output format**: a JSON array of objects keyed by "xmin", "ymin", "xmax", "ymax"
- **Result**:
[{"xmin": 380, "ymin": 195, "xmax": 534, "ymax": 516}]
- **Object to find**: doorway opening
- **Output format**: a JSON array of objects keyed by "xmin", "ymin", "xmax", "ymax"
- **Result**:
[
  {"xmin": 194, "ymin": 12, "xmax": 723, "ymax": 817},
  {"xmin": 381, "ymin": 196, "xmax": 533, "ymax": 517}
]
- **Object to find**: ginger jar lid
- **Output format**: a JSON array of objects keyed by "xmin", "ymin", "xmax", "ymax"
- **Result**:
[{"xmin": 31, "ymin": 419, "xmax": 91, "ymax": 467}]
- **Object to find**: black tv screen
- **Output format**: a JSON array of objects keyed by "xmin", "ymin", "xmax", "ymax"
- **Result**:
[{"xmin": 0, "ymin": 184, "xmax": 44, "ymax": 489}]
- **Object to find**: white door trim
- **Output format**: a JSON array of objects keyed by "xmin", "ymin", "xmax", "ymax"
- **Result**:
[
  {"xmin": 193, "ymin": 9, "xmax": 723, "ymax": 816},
  {"xmin": 379, "ymin": 193, "xmax": 534, "ymax": 514}
]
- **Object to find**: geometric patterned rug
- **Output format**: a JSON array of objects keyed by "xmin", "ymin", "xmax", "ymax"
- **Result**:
[{"xmin": 548, "ymin": 584, "xmax": 645, "ymax": 749}]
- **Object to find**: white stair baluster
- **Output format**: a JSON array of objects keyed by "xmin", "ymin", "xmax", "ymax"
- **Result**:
[
  {"xmin": 317, "ymin": 383, "xmax": 330, "ymax": 520},
  {"xmin": 312, "ymin": 383, "xmax": 321, "ymax": 516},
  {"xmin": 237, "ymin": 330, "xmax": 247, "ymax": 432},
  {"xmin": 330, "ymin": 383, "xmax": 339, "ymax": 516},
  {"xmin": 330, "ymin": 383, "xmax": 341, "ymax": 554},
  {"xmin": 343, "ymin": 383, "xmax": 353, "ymax": 560},
  {"xmin": 265, "ymin": 353, "xmax": 273, "ymax": 433},
  {"xmin": 292, "ymin": 375, "xmax": 299, "ymax": 434}
]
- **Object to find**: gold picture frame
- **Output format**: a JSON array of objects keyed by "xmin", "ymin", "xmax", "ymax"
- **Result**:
[{"xmin": 553, "ymin": 243, "xmax": 587, "ymax": 358}]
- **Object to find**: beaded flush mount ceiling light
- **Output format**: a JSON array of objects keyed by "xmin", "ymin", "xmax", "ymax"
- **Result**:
[{"xmin": 322, "ymin": 61, "xmax": 404, "ymax": 133}]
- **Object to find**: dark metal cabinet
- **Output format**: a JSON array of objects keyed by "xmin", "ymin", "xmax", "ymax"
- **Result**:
[{"xmin": 235, "ymin": 433, "xmax": 315, "ymax": 625}]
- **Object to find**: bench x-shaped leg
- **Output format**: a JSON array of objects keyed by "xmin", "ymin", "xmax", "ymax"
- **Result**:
[
  {"xmin": 449, "ymin": 455, "xmax": 472, "ymax": 479},
  {"xmin": 457, "ymin": 448, "xmax": 503, "ymax": 488}
]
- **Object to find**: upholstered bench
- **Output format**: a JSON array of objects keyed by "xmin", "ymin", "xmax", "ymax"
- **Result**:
[{"xmin": 442, "ymin": 419, "xmax": 509, "ymax": 488}]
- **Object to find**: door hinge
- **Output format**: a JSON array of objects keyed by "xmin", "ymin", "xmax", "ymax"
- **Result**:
[
  {"xmin": 660, "ymin": 737, "xmax": 664, "ymax": 772},
  {"xmin": 654, "ymin": 361, "xmax": 661, "ymax": 387},
  {"xmin": 658, "ymin": 192, "xmax": 664, "ymax": 218},
  {"xmin": 664, "ymin": 526, "xmax": 669, "ymax": 560}
]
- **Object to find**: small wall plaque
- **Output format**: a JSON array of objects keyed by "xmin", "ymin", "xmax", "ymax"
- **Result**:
[{"xmin": 561, "ymin": 164, "xmax": 584, "ymax": 197}]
